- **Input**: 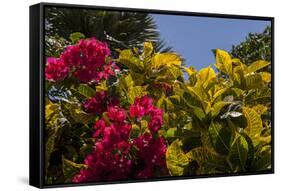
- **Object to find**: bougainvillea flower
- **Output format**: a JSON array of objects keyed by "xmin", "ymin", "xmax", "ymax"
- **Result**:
[
  {"xmin": 73, "ymin": 96, "xmax": 166, "ymax": 183},
  {"xmin": 133, "ymin": 133, "xmax": 167, "ymax": 178},
  {"xmin": 107, "ymin": 106, "xmax": 127, "ymax": 122},
  {"xmin": 83, "ymin": 91, "xmax": 107, "ymax": 115},
  {"xmin": 45, "ymin": 57, "xmax": 69, "ymax": 81},
  {"xmin": 46, "ymin": 38, "xmax": 117, "ymax": 83},
  {"xmin": 129, "ymin": 104, "xmax": 145, "ymax": 118}
]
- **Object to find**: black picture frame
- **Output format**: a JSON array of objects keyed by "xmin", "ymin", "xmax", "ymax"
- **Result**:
[{"xmin": 30, "ymin": 2, "xmax": 274, "ymax": 189}]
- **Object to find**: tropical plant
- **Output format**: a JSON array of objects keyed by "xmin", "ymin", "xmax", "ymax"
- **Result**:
[
  {"xmin": 44, "ymin": 34, "xmax": 271, "ymax": 184},
  {"xmin": 165, "ymin": 49, "xmax": 272, "ymax": 175}
]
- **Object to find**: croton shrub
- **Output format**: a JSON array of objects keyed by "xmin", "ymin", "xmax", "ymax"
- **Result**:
[{"xmin": 45, "ymin": 33, "xmax": 271, "ymax": 184}]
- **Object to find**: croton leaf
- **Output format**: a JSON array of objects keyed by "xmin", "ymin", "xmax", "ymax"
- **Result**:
[
  {"xmin": 215, "ymin": 49, "xmax": 233, "ymax": 76},
  {"xmin": 186, "ymin": 147, "xmax": 227, "ymax": 174},
  {"xmin": 196, "ymin": 67, "xmax": 216, "ymax": 89},
  {"xmin": 242, "ymin": 107, "xmax": 263, "ymax": 146},
  {"xmin": 151, "ymin": 53, "xmax": 181, "ymax": 69},
  {"xmin": 208, "ymin": 122, "xmax": 234, "ymax": 155},
  {"xmin": 166, "ymin": 139, "xmax": 191, "ymax": 176},
  {"xmin": 229, "ymin": 135, "xmax": 248, "ymax": 171},
  {"xmin": 76, "ymin": 84, "xmax": 95, "ymax": 98},
  {"xmin": 118, "ymin": 49, "xmax": 144, "ymax": 72},
  {"xmin": 247, "ymin": 60, "xmax": 270, "ymax": 73}
]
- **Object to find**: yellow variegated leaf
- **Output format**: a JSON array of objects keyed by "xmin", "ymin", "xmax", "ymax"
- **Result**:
[
  {"xmin": 166, "ymin": 139, "xmax": 191, "ymax": 176},
  {"xmin": 252, "ymin": 104, "xmax": 268, "ymax": 115},
  {"xmin": 243, "ymin": 107, "xmax": 263, "ymax": 146},
  {"xmin": 211, "ymin": 101, "xmax": 231, "ymax": 117},
  {"xmin": 212, "ymin": 87, "xmax": 228, "ymax": 102},
  {"xmin": 247, "ymin": 60, "xmax": 270, "ymax": 73},
  {"xmin": 143, "ymin": 42, "xmax": 154, "ymax": 57},
  {"xmin": 118, "ymin": 49, "xmax": 144, "ymax": 71},
  {"xmin": 151, "ymin": 53, "xmax": 181, "ymax": 69},
  {"xmin": 196, "ymin": 67, "xmax": 216, "ymax": 88},
  {"xmin": 186, "ymin": 147, "xmax": 227, "ymax": 174},
  {"xmin": 183, "ymin": 66, "xmax": 197, "ymax": 76},
  {"xmin": 186, "ymin": 86, "xmax": 206, "ymax": 102},
  {"xmin": 216, "ymin": 49, "xmax": 233, "ymax": 76}
]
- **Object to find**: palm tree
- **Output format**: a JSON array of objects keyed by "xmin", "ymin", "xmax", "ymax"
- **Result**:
[{"xmin": 45, "ymin": 7, "xmax": 172, "ymax": 54}]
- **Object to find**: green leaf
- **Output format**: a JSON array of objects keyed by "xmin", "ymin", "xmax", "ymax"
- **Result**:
[
  {"xmin": 242, "ymin": 107, "xmax": 263, "ymax": 146},
  {"xmin": 209, "ymin": 122, "xmax": 234, "ymax": 155},
  {"xmin": 69, "ymin": 32, "xmax": 85, "ymax": 43},
  {"xmin": 77, "ymin": 84, "xmax": 95, "ymax": 98},
  {"xmin": 229, "ymin": 135, "xmax": 248, "ymax": 171},
  {"xmin": 63, "ymin": 101, "xmax": 95, "ymax": 124},
  {"xmin": 186, "ymin": 147, "xmax": 227, "ymax": 174},
  {"xmin": 62, "ymin": 157, "xmax": 86, "ymax": 182},
  {"xmin": 247, "ymin": 60, "xmax": 270, "ymax": 73},
  {"xmin": 211, "ymin": 101, "xmax": 231, "ymax": 117},
  {"xmin": 166, "ymin": 127, "xmax": 177, "ymax": 138},
  {"xmin": 45, "ymin": 128, "xmax": 58, "ymax": 172},
  {"xmin": 186, "ymin": 103, "xmax": 206, "ymax": 121},
  {"xmin": 166, "ymin": 139, "xmax": 191, "ymax": 176},
  {"xmin": 251, "ymin": 145, "xmax": 271, "ymax": 170},
  {"xmin": 130, "ymin": 71, "xmax": 145, "ymax": 86}
]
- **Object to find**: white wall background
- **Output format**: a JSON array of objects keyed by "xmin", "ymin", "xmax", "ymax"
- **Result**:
[{"xmin": 0, "ymin": 0, "xmax": 279, "ymax": 190}]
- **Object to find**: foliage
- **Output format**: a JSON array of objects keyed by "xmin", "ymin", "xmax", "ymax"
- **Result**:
[
  {"xmin": 45, "ymin": 7, "xmax": 172, "ymax": 54},
  {"xmin": 45, "ymin": 34, "xmax": 271, "ymax": 184},
  {"xmin": 230, "ymin": 26, "xmax": 271, "ymax": 70}
]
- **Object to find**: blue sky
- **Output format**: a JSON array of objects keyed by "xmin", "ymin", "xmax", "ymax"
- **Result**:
[{"xmin": 152, "ymin": 14, "xmax": 270, "ymax": 70}]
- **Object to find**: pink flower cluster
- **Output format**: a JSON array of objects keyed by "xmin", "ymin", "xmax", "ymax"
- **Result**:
[
  {"xmin": 129, "ymin": 96, "xmax": 164, "ymax": 133},
  {"xmin": 45, "ymin": 38, "xmax": 118, "ymax": 83},
  {"xmin": 83, "ymin": 91, "xmax": 107, "ymax": 115},
  {"xmin": 72, "ymin": 96, "xmax": 167, "ymax": 183}
]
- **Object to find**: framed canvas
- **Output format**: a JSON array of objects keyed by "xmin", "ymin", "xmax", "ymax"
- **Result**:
[{"xmin": 29, "ymin": 2, "xmax": 274, "ymax": 188}]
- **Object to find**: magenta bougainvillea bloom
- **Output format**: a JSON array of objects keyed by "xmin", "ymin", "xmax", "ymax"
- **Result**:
[
  {"xmin": 72, "ymin": 96, "xmax": 167, "ymax": 183},
  {"xmin": 83, "ymin": 91, "xmax": 107, "ymax": 115},
  {"xmin": 130, "ymin": 96, "xmax": 164, "ymax": 133},
  {"xmin": 45, "ymin": 38, "xmax": 118, "ymax": 83},
  {"xmin": 129, "ymin": 96, "xmax": 153, "ymax": 118},
  {"xmin": 133, "ymin": 133, "xmax": 167, "ymax": 178},
  {"xmin": 107, "ymin": 106, "xmax": 127, "ymax": 122},
  {"xmin": 45, "ymin": 57, "xmax": 69, "ymax": 81}
]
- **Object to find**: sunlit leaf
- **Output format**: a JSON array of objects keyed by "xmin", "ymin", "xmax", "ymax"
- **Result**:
[
  {"xmin": 247, "ymin": 60, "xmax": 270, "ymax": 73},
  {"xmin": 215, "ymin": 49, "xmax": 232, "ymax": 75},
  {"xmin": 166, "ymin": 139, "xmax": 190, "ymax": 176}
]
